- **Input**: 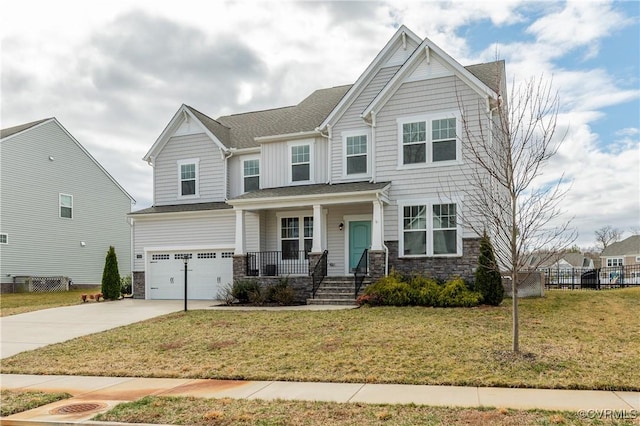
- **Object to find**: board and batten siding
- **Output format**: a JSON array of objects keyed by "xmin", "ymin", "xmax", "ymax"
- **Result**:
[
  {"xmin": 0, "ymin": 120, "xmax": 132, "ymax": 285},
  {"xmin": 374, "ymin": 75, "xmax": 489, "ymax": 241},
  {"xmin": 330, "ymin": 66, "xmax": 400, "ymax": 182},
  {"xmin": 260, "ymin": 137, "xmax": 327, "ymax": 189},
  {"xmin": 153, "ymin": 133, "xmax": 224, "ymax": 205}
]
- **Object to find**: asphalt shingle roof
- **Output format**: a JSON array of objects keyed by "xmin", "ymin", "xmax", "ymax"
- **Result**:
[
  {"xmin": 465, "ymin": 60, "xmax": 505, "ymax": 94},
  {"xmin": 230, "ymin": 181, "xmax": 390, "ymax": 201},
  {"xmin": 1, "ymin": 118, "xmax": 52, "ymax": 139},
  {"xmin": 601, "ymin": 235, "xmax": 640, "ymax": 257},
  {"xmin": 130, "ymin": 202, "xmax": 232, "ymax": 215}
]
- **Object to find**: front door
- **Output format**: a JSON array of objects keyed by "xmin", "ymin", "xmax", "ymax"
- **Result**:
[{"xmin": 349, "ymin": 220, "xmax": 371, "ymax": 272}]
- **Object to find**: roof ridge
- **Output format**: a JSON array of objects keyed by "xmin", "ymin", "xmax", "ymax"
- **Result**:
[{"xmin": 185, "ymin": 105, "xmax": 230, "ymax": 130}]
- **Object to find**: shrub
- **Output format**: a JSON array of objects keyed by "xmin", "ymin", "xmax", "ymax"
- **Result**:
[
  {"xmin": 231, "ymin": 279, "xmax": 260, "ymax": 304},
  {"xmin": 356, "ymin": 293, "xmax": 382, "ymax": 306},
  {"xmin": 120, "ymin": 274, "xmax": 132, "ymax": 296},
  {"xmin": 438, "ymin": 277, "xmax": 483, "ymax": 307},
  {"xmin": 475, "ymin": 231, "xmax": 504, "ymax": 306},
  {"xmin": 248, "ymin": 286, "xmax": 268, "ymax": 306},
  {"xmin": 271, "ymin": 277, "xmax": 296, "ymax": 305},
  {"xmin": 101, "ymin": 246, "xmax": 121, "ymax": 300},
  {"xmin": 216, "ymin": 283, "xmax": 236, "ymax": 305},
  {"xmin": 408, "ymin": 274, "xmax": 441, "ymax": 306},
  {"xmin": 362, "ymin": 272, "xmax": 411, "ymax": 306}
]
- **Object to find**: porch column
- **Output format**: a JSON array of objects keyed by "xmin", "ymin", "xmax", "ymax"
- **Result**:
[
  {"xmin": 312, "ymin": 204, "xmax": 323, "ymax": 253},
  {"xmin": 235, "ymin": 209, "xmax": 245, "ymax": 255},
  {"xmin": 371, "ymin": 200, "xmax": 383, "ymax": 250}
]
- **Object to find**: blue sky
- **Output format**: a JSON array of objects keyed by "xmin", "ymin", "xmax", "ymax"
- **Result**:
[{"xmin": 1, "ymin": 0, "xmax": 638, "ymax": 248}]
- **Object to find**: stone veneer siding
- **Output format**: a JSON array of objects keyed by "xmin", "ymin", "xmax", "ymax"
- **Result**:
[
  {"xmin": 386, "ymin": 238, "xmax": 481, "ymax": 282},
  {"xmin": 133, "ymin": 271, "xmax": 145, "ymax": 299}
]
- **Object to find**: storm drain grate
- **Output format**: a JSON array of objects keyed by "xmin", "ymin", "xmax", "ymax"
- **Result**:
[{"xmin": 50, "ymin": 402, "xmax": 107, "ymax": 414}]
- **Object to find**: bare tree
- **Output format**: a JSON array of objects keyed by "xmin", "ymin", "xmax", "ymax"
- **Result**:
[
  {"xmin": 457, "ymin": 71, "xmax": 576, "ymax": 352},
  {"xmin": 594, "ymin": 226, "xmax": 622, "ymax": 251}
]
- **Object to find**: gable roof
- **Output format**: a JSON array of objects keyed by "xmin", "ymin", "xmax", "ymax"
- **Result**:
[
  {"xmin": 1, "ymin": 117, "xmax": 135, "ymax": 202},
  {"xmin": 361, "ymin": 36, "xmax": 501, "ymax": 121},
  {"xmin": 0, "ymin": 118, "xmax": 52, "ymax": 140},
  {"xmin": 601, "ymin": 235, "xmax": 640, "ymax": 257}
]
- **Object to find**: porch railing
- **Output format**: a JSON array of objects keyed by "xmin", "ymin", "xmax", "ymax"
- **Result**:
[
  {"xmin": 246, "ymin": 251, "xmax": 309, "ymax": 276},
  {"xmin": 311, "ymin": 250, "xmax": 328, "ymax": 298},
  {"xmin": 354, "ymin": 249, "xmax": 368, "ymax": 298}
]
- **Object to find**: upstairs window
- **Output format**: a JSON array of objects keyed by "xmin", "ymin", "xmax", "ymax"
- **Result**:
[
  {"xmin": 243, "ymin": 159, "xmax": 260, "ymax": 192},
  {"xmin": 291, "ymin": 144, "xmax": 311, "ymax": 182},
  {"xmin": 178, "ymin": 159, "xmax": 199, "ymax": 198},
  {"xmin": 0, "ymin": 233, "xmax": 7, "ymax": 244},
  {"xmin": 60, "ymin": 194, "xmax": 73, "ymax": 219},
  {"xmin": 345, "ymin": 134, "xmax": 368, "ymax": 175},
  {"xmin": 606, "ymin": 258, "xmax": 623, "ymax": 267},
  {"xmin": 398, "ymin": 113, "xmax": 460, "ymax": 166}
]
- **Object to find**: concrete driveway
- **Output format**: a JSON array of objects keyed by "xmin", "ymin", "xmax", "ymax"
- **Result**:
[{"xmin": 0, "ymin": 299, "xmax": 215, "ymax": 359}]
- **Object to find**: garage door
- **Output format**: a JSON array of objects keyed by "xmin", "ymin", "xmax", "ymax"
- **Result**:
[{"xmin": 148, "ymin": 251, "xmax": 233, "ymax": 300}]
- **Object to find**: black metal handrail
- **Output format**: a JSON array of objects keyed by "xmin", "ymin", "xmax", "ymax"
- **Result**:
[
  {"xmin": 246, "ymin": 251, "xmax": 309, "ymax": 276},
  {"xmin": 311, "ymin": 250, "xmax": 328, "ymax": 298},
  {"xmin": 354, "ymin": 249, "xmax": 368, "ymax": 298}
]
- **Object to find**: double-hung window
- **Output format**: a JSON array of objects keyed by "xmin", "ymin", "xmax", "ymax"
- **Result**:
[
  {"xmin": 606, "ymin": 258, "xmax": 623, "ymax": 267},
  {"xmin": 60, "ymin": 194, "xmax": 73, "ymax": 219},
  {"xmin": 0, "ymin": 233, "xmax": 8, "ymax": 244},
  {"xmin": 400, "ymin": 201, "xmax": 460, "ymax": 256},
  {"xmin": 398, "ymin": 113, "xmax": 460, "ymax": 166},
  {"xmin": 291, "ymin": 144, "xmax": 311, "ymax": 182},
  {"xmin": 243, "ymin": 158, "xmax": 260, "ymax": 192},
  {"xmin": 281, "ymin": 216, "xmax": 313, "ymax": 260},
  {"xmin": 345, "ymin": 133, "xmax": 368, "ymax": 175},
  {"xmin": 178, "ymin": 159, "xmax": 199, "ymax": 198}
]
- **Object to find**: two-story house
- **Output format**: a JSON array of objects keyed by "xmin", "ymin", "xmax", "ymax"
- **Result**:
[
  {"xmin": 130, "ymin": 25, "xmax": 506, "ymax": 302},
  {"xmin": 1, "ymin": 118, "xmax": 134, "ymax": 291}
]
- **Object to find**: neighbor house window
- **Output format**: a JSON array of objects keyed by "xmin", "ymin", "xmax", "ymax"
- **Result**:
[
  {"xmin": 178, "ymin": 159, "xmax": 199, "ymax": 197},
  {"xmin": 281, "ymin": 216, "xmax": 313, "ymax": 259},
  {"xmin": 345, "ymin": 134, "xmax": 368, "ymax": 175},
  {"xmin": 290, "ymin": 144, "xmax": 311, "ymax": 182},
  {"xmin": 60, "ymin": 194, "xmax": 73, "ymax": 218},
  {"xmin": 400, "ymin": 201, "xmax": 461, "ymax": 256},
  {"xmin": 606, "ymin": 258, "xmax": 623, "ymax": 267},
  {"xmin": 0, "ymin": 233, "xmax": 7, "ymax": 244},
  {"xmin": 398, "ymin": 113, "xmax": 460, "ymax": 166},
  {"xmin": 243, "ymin": 159, "xmax": 260, "ymax": 192}
]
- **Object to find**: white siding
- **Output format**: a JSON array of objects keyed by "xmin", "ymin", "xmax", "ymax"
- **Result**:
[
  {"xmin": 154, "ymin": 133, "xmax": 224, "ymax": 205},
  {"xmin": 132, "ymin": 212, "xmax": 234, "ymax": 271},
  {"xmin": 0, "ymin": 120, "xmax": 132, "ymax": 285},
  {"xmin": 374, "ymin": 75, "xmax": 487, "ymax": 240},
  {"xmin": 331, "ymin": 66, "xmax": 400, "ymax": 182}
]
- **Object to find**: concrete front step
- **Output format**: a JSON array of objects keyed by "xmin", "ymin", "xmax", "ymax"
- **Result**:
[{"xmin": 306, "ymin": 298, "xmax": 358, "ymax": 306}]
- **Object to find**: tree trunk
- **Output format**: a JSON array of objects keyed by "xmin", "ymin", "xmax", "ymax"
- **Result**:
[{"xmin": 511, "ymin": 269, "xmax": 519, "ymax": 352}]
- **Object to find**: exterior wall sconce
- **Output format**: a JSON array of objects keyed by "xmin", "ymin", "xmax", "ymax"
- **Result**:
[{"xmin": 338, "ymin": 222, "xmax": 344, "ymax": 231}]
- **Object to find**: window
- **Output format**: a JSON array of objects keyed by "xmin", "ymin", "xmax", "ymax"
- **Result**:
[
  {"xmin": 607, "ymin": 258, "xmax": 623, "ymax": 267},
  {"xmin": 291, "ymin": 144, "xmax": 310, "ymax": 182},
  {"xmin": 177, "ymin": 159, "xmax": 199, "ymax": 197},
  {"xmin": 0, "ymin": 233, "xmax": 7, "ymax": 244},
  {"xmin": 400, "ymin": 201, "xmax": 460, "ymax": 256},
  {"xmin": 60, "ymin": 194, "xmax": 73, "ymax": 218},
  {"xmin": 281, "ymin": 216, "xmax": 313, "ymax": 259},
  {"xmin": 398, "ymin": 113, "xmax": 460, "ymax": 166},
  {"xmin": 243, "ymin": 159, "xmax": 260, "ymax": 192},
  {"xmin": 346, "ymin": 135, "xmax": 368, "ymax": 175}
]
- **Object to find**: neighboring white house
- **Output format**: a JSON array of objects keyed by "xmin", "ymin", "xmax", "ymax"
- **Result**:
[
  {"xmin": 0, "ymin": 118, "xmax": 135, "ymax": 290},
  {"xmin": 130, "ymin": 25, "xmax": 506, "ymax": 302},
  {"xmin": 599, "ymin": 235, "xmax": 640, "ymax": 285}
]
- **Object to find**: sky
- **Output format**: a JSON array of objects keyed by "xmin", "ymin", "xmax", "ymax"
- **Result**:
[{"xmin": 1, "ymin": 0, "xmax": 638, "ymax": 249}]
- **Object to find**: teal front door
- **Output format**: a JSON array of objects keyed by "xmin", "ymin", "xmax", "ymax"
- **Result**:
[{"xmin": 349, "ymin": 221, "xmax": 371, "ymax": 272}]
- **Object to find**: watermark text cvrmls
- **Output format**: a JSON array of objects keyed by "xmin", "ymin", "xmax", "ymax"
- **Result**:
[{"xmin": 577, "ymin": 409, "xmax": 638, "ymax": 420}]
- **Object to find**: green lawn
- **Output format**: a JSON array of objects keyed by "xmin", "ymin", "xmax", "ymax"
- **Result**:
[
  {"xmin": 0, "ymin": 287, "xmax": 101, "ymax": 317},
  {"xmin": 2, "ymin": 289, "xmax": 639, "ymax": 391}
]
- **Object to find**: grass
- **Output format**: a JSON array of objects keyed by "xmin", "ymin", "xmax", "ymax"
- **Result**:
[
  {"xmin": 2, "ymin": 289, "xmax": 639, "ymax": 391},
  {"xmin": 0, "ymin": 390, "xmax": 71, "ymax": 417},
  {"xmin": 93, "ymin": 396, "xmax": 638, "ymax": 425},
  {"xmin": 0, "ymin": 287, "xmax": 101, "ymax": 317}
]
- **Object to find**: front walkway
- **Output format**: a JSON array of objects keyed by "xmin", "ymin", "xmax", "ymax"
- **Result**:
[{"xmin": 1, "ymin": 374, "xmax": 638, "ymax": 424}]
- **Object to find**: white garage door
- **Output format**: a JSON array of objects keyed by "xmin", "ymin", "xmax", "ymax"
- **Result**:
[{"xmin": 148, "ymin": 250, "xmax": 233, "ymax": 300}]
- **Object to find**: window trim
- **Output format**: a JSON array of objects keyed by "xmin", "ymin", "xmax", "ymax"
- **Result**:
[
  {"xmin": 397, "ymin": 198, "xmax": 463, "ymax": 257},
  {"xmin": 59, "ymin": 193, "xmax": 73, "ymax": 219},
  {"xmin": 396, "ymin": 112, "xmax": 462, "ymax": 169},
  {"xmin": 242, "ymin": 156, "xmax": 260, "ymax": 193},
  {"xmin": 278, "ymin": 213, "xmax": 314, "ymax": 260},
  {"xmin": 606, "ymin": 258, "xmax": 624, "ymax": 267},
  {"xmin": 288, "ymin": 141, "xmax": 314, "ymax": 184},
  {"xmin": 0, "ymin": 233, "xmax": 7, "ymax": 244},
  {"xmin": 177, "ymin": 158, "xmax": 200, "ymax": 199},
  {"xmin": 342, "ymin": 129, "xmax": 371, "ymax": 179}
]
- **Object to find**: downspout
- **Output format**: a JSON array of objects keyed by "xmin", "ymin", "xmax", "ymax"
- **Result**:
[
  {"xmin": 377, "ymin": 193, "xmax": 389, "ymax": 276},
  {"xmin": 370, "ymin": 111, "xmax": 377, "ymax": 183},
  {"xmin": 129, "ymin": 216, "xmax": 134, "ymax": 279}
]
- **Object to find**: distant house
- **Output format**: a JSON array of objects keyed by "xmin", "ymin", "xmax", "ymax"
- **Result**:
[
  {"xmin": 130, "ymin": 25, "xmax": 507, "ymax": 303},
  {"xmin": 531, "ymin": 252, "xmax": 595, "ymax": 270},
  {"xmin": 0, "ymin": 118, "xmax": 135, "ymax": 291},
  {"xmin": 599, "ymin": 236, "xmax": 640, "ymax": 285}
]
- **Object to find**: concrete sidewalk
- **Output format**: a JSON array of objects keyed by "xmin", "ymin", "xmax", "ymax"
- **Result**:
[{"xmin": 1, "ymin": 374, "xmax": 638, "ymax": 424}]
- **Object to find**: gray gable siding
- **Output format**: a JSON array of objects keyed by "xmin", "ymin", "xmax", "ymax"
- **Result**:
[
  {"xmin": 1, "ymin": 120, "xmax": 132, "ymax": 285},
  {"xmin": 154, "ymin": 133, "xmax": 224, "ymax": 205},
  {"xmin": 261, "ymin": 136, "xmax": 327, "ymax": 189},
  {"xmin": 374, "ymin": 75, "xmax": 486, "ymax": 240},
  {"xmin": 331, "ymin": 66, "xmax": 401, "ymax": 181}
]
